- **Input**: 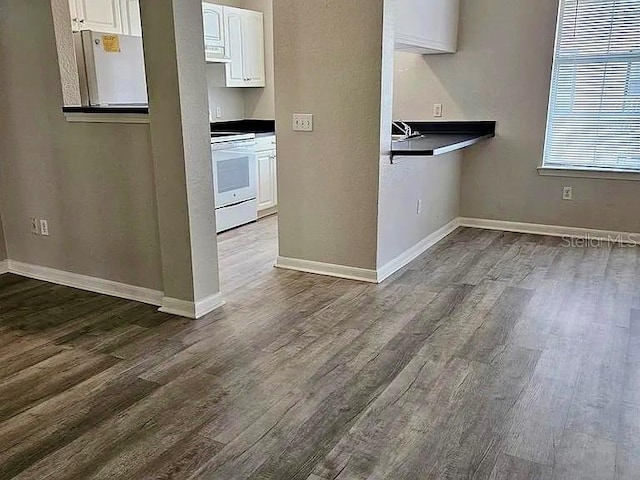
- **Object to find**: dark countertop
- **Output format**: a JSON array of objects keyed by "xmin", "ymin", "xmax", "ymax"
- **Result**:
[
  {"xmin": 210, "ymin": 119, "xmax": 275, "ymax": 136},
  {"xmin": 391, "ymin": 121, "xmax": 495, "ymax": 160},
  {"xmin": 63, "ymin": 106, "xmax": 149, "ymax": 114}
]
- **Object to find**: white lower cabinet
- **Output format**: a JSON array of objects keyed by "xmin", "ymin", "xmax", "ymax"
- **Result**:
[{"xmin": 256, "ymin": 136, "xmax": 277, "ymax": 213}]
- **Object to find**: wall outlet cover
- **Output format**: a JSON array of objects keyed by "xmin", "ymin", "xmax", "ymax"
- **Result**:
[
  {"xmin": 563, "ymin": 186, "xmax": 573, "ymax": 200},
  {"xmin": 433, "ymin": 104, "xmax": 443, "ymax": 118},
  {"xmin": 293, "ymin": 113, "xmax": 313, "ymax": 132},
  {"xmin": 40, "ymin": 219, "xmax": 50, "ymax": 236}
]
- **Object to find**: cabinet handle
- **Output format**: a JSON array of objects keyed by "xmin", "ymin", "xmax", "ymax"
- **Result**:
[{"xmin": 79, "ymin": 19, "xmax": 85, "ymax": 23}]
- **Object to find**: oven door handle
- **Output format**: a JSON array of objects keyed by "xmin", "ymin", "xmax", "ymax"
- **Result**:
[{"xmin": 213, "ymin": 141, "xmax": 257, "ymax": 150}]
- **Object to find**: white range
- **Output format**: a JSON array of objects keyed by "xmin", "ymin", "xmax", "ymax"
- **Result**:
[{"xmin": 211, "ymin": 132, "xmax": 258, "ymax": 233}]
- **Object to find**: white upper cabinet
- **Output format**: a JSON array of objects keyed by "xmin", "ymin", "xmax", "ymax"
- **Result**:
[
  {"xmin": 71, "ymin": 0, "xmax": 122, "ymax": 33},
  {"xmin": 202, "ymin": 3, "xmax": 227, "ymax": 62},
  {"xmin": 69, "ymin": 0, "xmax": 79, "ymax": 27},
  {"xmin": 222, "ymin": 6, "xmax": 265, "ymax": 87},
  {"xmin": 395, "ymin": 0, "xmax": 460, "ymax": 54},
  {"xmin": 69, "ymin": 0, "xmax": 142, "ymax": 36},
  {"xmin": 241, "ymin": 11, "xmax": 265, "ymax": 86},
  {"xmin": 224, "ymin": 7, "xmax": 245, "ymax": 82},
  {"xmin": 121, "ymin": 0, "xmax": 142, "ymax": 36}
]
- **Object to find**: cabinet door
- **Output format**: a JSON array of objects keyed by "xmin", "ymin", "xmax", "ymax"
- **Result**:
[
  {"xmin": 257, "ymin": 150, "xmax": 275, "ymax": 211},
  {"xmin": 271, "ymin": 151, "xmax": 277, "ymax": 207},
  {"xmin": 395, "ymin": 0, "xmax": 459, "ymax": 53},
  {"xmin": 121, "ymin": 0, "xmax": 142, "ymax": 36},
  {"xmin": 69, "ymin": 0, "xmax": 80, "ymax": 30},
  {"xmin": 242, "ymin": 11, "xmax": 265, "ymax": 87},
  {"xmin": 223, "ymin": 7, "xmax": 246, "ymax": 87},
  {"xmin": 75, "ymin": 0, "xmax": 123, "ymax": 34},
  {"xmin": 203, "ymin": 3, "xmax": 224, "ymax": 47}
]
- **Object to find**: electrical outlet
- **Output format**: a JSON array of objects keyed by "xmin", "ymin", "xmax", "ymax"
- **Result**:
[
  {"xmin": 417, "ymin": 199, "xmax": 423, "ymax": 215},
  {"xmin": 433, "ymin": 104, "xmax": 443, "ymax": 118},
  {"xmin": 30, "ymin": 217, "xmax": 39, "ymax": 235},
  {"xmin": 563, "ymin": 186, "xmax": 573, "ymax": 200},
  {"xmin": 293, "ymin": 113, "xmax": 313, "ymax": 132},
  {"xmin": 216, "ymin": 107, "xmax": 223, "ymax": 119},
  {"xmin": 39, "ymin": 219, "xmax": 50, "ymax": 236}
]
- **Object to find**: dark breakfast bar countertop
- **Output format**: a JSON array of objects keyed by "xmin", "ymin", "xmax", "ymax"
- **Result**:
[
  {"xmin": 391, "ymin": 121, "xmax": 496, "ymax": 160},
  {"xmin": 63, "ymin": 106, "xmax": 150, "ymax": 114}
]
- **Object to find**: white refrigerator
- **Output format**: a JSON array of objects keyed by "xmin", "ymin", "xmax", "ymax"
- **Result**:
[{"xmin": 74, "ymin": 30, "xmax": 148, "ymax": 106}]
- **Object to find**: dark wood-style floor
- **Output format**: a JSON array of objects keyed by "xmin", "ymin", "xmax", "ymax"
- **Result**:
[{"xmin": 1, "ymin": 215, "xmax": 639, "ymax": 479}]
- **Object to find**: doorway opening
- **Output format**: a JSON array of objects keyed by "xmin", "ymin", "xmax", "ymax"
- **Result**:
[{"xmin": 205, "ymin": 0, "xmax": 279, "ymax": 296}]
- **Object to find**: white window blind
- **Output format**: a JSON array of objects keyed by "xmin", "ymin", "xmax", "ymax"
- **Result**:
[{"xmin": 543, "ymin": 0, "xmax": 640, "ymax": 171}]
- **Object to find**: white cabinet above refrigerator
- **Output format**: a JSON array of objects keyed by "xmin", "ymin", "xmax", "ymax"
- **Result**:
[{"xmin": 69, "ymin": 0, "xmax": 142, "ymax": 36}]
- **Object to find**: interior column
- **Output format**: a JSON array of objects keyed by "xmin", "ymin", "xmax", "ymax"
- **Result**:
[{"xmin": 140, "ymin": 0, "xmax": 222, "ymax": 318}]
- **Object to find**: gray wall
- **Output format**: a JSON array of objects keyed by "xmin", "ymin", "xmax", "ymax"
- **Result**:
[
  {"xmin": 377, "ymin": 0, "xmax": 461, "ymax": 269},
  {"xmin": 0, "ymin": 0, "xmax": 163, "ymax": 289},
  {"xmin": 377, "ymin": 152, "xmax": 461, "ymax": 267},
  {"xmin": 273, "ymin": 0, "xmax": 384, "ymax": 270},
  {"xmin": 394, "ymin": 0, "xmax": 640, "ymax": 233},
  {"xmin": 206, "ymin": 67, "xmax": 246, "ymax": 121},
  {"xmin": 0, "ymin": 214, "xmax": 6, "ymax": 261},
  {"xmin": 141, "ymin": 0, "xmax": 221, "ymax": 303},
  {"xmin": 51, "ymin": 0, "xmax": 80, "ymax": 106}
]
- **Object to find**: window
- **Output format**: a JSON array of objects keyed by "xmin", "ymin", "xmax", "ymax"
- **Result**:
[{"xmin": 543, "ymin": 0, "xmax": 640, "ymax": 172}]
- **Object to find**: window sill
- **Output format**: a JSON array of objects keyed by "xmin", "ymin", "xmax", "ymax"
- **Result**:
[
  {"xmin": 537, "ymin": 166, "xmax": 640, "ymax": 182},
  {"xmin": 64, "ymin": 112, "xmax": 150, "ymax": 124}
]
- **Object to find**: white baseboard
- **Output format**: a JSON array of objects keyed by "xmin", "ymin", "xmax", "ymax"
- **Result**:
[
  {"xmin": 7, "ymin": 260, "xmax": 163, "ymax": 305},
  {"xmin": 276, "ymin": 219, "xmax": 460, "ymax": 285},
  {"xmin": 6, "ymin": 217, "xmax": 634, "ymax": 316},
  {"xmin": 458, "ymin": 217, "xmax": 640, "ymax": 244},
  {"xmin": 258, "ymin": 206, "xmax": 278, "ymax": 219},
  {"xmin": 376, "ymin": 218, "xmax": 460, "ymax": 283},
  {"xmin": 4, "ymin": 259, "xmax": 225, "ymax": 320},
  {"xmin": 160, "ymin": 292, "xmax": 225, "ymax": 319},
  {"xmin": 275, "ymin": 256, "xmax": 379, "ymax": 283}
]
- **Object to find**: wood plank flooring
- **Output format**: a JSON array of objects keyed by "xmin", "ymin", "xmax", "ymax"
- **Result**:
[{"xmin": 1, "ymin": 215, "xmax": 639, "ymax": 479}]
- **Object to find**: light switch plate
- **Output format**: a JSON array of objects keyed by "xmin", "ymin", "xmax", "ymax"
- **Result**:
[{"xmin": 293, "ymin": 113, "xmax": 313, "ymax": 132}]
